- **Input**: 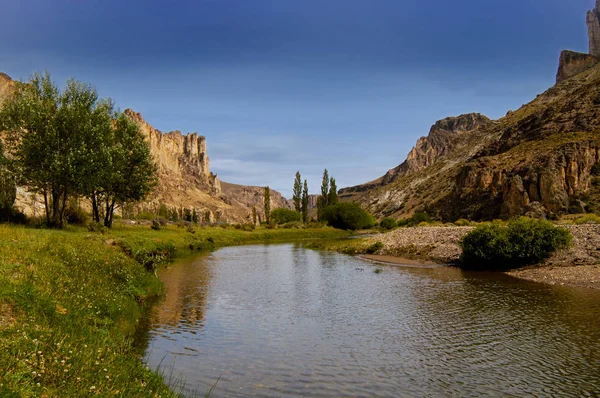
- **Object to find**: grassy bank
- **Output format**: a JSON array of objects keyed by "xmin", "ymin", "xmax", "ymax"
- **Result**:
[{"xmin": 0, "ymin": 224, "xmax": 348, "ymax": 397}]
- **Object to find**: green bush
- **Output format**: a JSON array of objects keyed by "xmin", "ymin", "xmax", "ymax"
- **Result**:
[
  {"xmin": 271, "ymin": 208, "xmax": 302, "ymax": 225},
  {"xmin": 459, "ymin": 217, "xmax": 572, "ymax": 271},
  {"xmin": 365, "ymin": 241, "xmax": 384, "ymax": 254},
  {"xmin": 323, "ymin": 203, "xmax": 375, "ymax": 230},
  {"xmin": 379, "ymin": 217, "xmax": 398, "ymax": 230},
  {"xmin": 574, "ymin": 214, "xmax": 600, "ymax": 224},
  {"xmin": 87, "ymin": 221, "xmax": 107, "ymax": 233}
]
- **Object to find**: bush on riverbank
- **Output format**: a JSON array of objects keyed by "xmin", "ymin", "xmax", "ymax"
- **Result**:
[
  {"xmin": 459, "ymin": 217, "xmax": 572, "ymax": 271},
  {"xmin": 323, "ymin": 203, "xmax": 375, "ymax": 230}
]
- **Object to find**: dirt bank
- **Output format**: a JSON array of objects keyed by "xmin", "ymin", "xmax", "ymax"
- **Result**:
[{"xmin": 366, "ymin": 225, "xmax": 600, "ymax": 289}]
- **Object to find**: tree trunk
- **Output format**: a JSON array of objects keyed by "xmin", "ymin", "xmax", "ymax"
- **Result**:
[
  {"xmin": 43, "ymin": 189, "xmax": 50, "ymax": 223},
  {"xmin": 104, "ymin": 197, "xmax": 116, "ymax": 228},
  {"xmin": 91, "ymin": 192, "xmax": 100, "ymax": 223}
]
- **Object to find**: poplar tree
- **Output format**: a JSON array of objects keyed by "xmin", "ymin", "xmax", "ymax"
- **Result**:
[
  {"xmin": 293, "ymin": 171, "xmax": 302, "ymax": 213},
  {"xmin": 317, "ymin": 169, "xmax": 329, "ymax": 221},
  {"xmin": 252, "ymin": 204, "xmax": 257, "ymax": 225},
  {"xmin": 264, "ymin": 186, "xmax": 271, "ymax": 224},
  {"xmin": 328, "ymin": 177, "xmax": 339, "ymax": 206},
  {"xmin": 301, "ymin": 180, "xmax": 309, "ymax": 223}
]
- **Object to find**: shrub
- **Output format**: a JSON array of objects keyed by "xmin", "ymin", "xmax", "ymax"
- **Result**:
[
  {"xmin": 574, "ymin": 214, "xmax": 600, "ymax": 224},
  {"xmin": 151, "ymin": 219, "xmax": 162, "ymax": 230},
  {"xmin": 87, "ymin": 221, "xmax": 107, "ymax": 234},
  {"xmin": 281, "ymin": 221, "xmax": 304, "ymax": 229},
  {"xmin": 271, "ymin": 208, "xmax": 302, "ymax": 225},
  {"xmin": 64, "ymin": 201, "xmax": 89, "ymax": 225},
  {"xmin": 379, "ymin": 217, "xmax": 398, "ymax": 230},
  {"xmin": 323, "ymin": 203, "xmax": 375, "ymax": 230},
  {"xmin": 459, "ymin": 217, "xmax": 572, "ymax": 271},
  {"xmin": 365, "ymin": 241, "xmax": 384, "ymax": 254}
]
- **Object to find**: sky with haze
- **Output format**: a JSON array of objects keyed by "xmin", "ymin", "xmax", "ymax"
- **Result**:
[{"xmin": 0, "ymin": 0, "xmax": 592, "ymax": 197}]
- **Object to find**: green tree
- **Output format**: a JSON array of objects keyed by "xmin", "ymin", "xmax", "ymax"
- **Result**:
[
  {"xmin": 252, "ymin": 205, "xmax": 257, "ymax": 225},
  {"xmin": 301, "ymin": 180, "xmax": 309, "ymax": 223},
  {"xmin": 293, "ymin": 171, "xmax": 302, "ymax": 213},
  {"xmin": 328, "ymin": 177, "xmax": 338, "ymax": 206},
  {"xmin": 192, "ymin": 208, "xmax": 198, "ymax": 224},
  {"xmin": 0, "ymin": 72, "xmax": 114, "ymax": 228},
  {"xmin": 317, "ymin": 169, "xmax": 329, "ymax": 221},
  {"xmin": 264, "ymin": 186, "xmax": 271, "ymax": 224},
  {"xmin": 323, "ymin": 202, "xmax": 375, "ymax": 230},
  {"xmin": 0, "ymin": 141, "xmax": 16, "ymax": 221},
  {"xmin": 271, "ymin": 208, "xmax": 302, "ymax": 225},
  {"xmin": 99, "ymin": 113, "xmax": 158, "ymax": 227}
]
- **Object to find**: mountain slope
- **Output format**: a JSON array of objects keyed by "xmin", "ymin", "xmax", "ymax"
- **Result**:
[{"xmin": 341, "ymin": 58, "xmax": 600, "ymax": 221}]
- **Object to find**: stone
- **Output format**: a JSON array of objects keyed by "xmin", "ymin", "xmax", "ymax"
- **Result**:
[
  {"xmin": 556, "ymin": 50, "xmax": 599, "ymax": 83},
  {"xmin": 588, "ymin": 0, "xmax": 600, "ymax": 57}
]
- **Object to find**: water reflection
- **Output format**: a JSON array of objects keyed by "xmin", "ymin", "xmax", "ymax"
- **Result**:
[{"xmin": 143, "ymin": 244, "xmax": 600, "ymax": 397}]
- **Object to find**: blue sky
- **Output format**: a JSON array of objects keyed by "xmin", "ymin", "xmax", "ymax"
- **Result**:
[{"xmin": 0, "ymin": 0, "xmax": 591, "ymax": 197}]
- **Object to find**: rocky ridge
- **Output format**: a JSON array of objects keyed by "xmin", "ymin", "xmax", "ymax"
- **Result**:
[{"xmin": 340, "ymin": 3, "xmax": 600, "ymax": 222}]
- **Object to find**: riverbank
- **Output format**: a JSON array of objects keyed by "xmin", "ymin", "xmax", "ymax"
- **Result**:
[
  {"xmin": 320, "ymin": 224, "xmax": 600, "ymax": 289},
  {"xmin": 0, "ymin": 223, "xmax": 349, "ymax": 396}
]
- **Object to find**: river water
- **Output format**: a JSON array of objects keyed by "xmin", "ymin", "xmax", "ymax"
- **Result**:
[{"xmin": 142, "ymin": 244, "xmax": 600, "ymax": 397}]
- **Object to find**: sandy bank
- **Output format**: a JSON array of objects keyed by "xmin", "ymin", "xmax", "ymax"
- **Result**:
[{"xmin": 366, "ymin": 225, "xmax": 600, "ymax": 289}]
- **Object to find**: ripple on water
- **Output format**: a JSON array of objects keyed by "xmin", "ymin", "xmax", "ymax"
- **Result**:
[{"xmin": 142, "ymin": 244, "xmax": 600, "ymax": 397}]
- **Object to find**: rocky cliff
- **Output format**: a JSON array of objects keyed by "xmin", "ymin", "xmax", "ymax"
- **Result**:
[
  {"xmin": 220, "ymin": 181, "xmax": 291, "ymax": 222},
  {"xmin": 588, "ymin": 0, "xmax": 600, "ymax": 57},
  {"xmin": 340, "ymin": 4, "xmax": 600, "ymax": 221}
]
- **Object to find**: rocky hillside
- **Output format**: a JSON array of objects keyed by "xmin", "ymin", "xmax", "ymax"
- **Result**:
[
  {"xmin": 0, "ymin": 74, "xmax": 288, "ymax": 222},
  {"xmin": 340, "ymin": 2, "xmax": 600, "ymax": 221},
  {"xmin": 220, "ymin": 181, "xmax": 290, "ymax": 222}
]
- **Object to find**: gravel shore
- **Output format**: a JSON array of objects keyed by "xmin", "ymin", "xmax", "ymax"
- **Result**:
[{"xmin": 366, "ymin": 224, "xmax": 600, "ymax": 289}]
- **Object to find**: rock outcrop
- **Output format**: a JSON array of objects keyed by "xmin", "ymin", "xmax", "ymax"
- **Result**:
[
  {"xmin": 123, "ymin": 109, "xmax": 220, "ymax": 195},
  {"xmin": 381, "ymin": 113, "xmax": 491, "ymax": 184},
  {"xmin": 220, "ymin": 181, "xmax": 291, "ymax": 222},
  {"xmin": 556, "ymin": 50, "xmax": 599, "ymax": 83},
  {"xmin": 588, "ymin": 0, "xmax": 600, "ymax": 57}
]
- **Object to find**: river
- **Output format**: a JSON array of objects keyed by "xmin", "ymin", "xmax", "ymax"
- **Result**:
[{"xmin": 141, "ymin": 243, "xmax": 600, "ymax": 397}]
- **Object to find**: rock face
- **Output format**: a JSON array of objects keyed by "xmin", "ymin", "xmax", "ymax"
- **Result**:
[
  {"xmin": 123, "ymin": 109, "xmax": 220, "ymax": 195},
  {"xmin": 556, "ymin": 50, "xmax": 599, "ymax": 83},
  {"xmin": 588, "ymin": 0, "xmax": 600, "ymax": 57},
  {"xmin": 381, "ymin": 113, "xmax": 491, "ymax": 184},
  {"xmin": 220, "ymin": 181, "xmax": 291, "ymax": 222},
  {"xmin": 341, "ymin": 60, "xmax": 600, "ymax": 221}
]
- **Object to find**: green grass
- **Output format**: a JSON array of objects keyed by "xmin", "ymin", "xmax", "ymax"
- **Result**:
[{"xmin": 0, "ymin": 223, "xmax": 349, "ymax": 397}]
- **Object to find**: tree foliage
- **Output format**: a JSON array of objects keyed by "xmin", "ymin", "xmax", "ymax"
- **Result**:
[
  {"xmin": 301, "ymin": 180, "xmax": 309, "ymax": 223},
  {"xmin": 0, "ymin": 71, "xmax": 158, "ymax": 228},
  {"xmin": 271, "ymin": 208, "xmax": 302, "ymax": 224},
  {"xmin": 328, "ymin": 177, "xmax": 338, "ymax": 206},
  {"xmin": 293, "ymin": 171, "xmax": 302, "ymax": 213},
  {"xmin": 317, "ymin": 169, "xmax": 329, "ymax": 221},
  {"xmin": 323, "ymin": 202, "xmax": 375, "ymax": 230}
]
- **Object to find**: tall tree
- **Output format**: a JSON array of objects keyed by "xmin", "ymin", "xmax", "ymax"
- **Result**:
[
  {"xmin": 301, "ymin": 180, "xmax": 309, "ymax": 223},
  {"xmin": 0, "ymin": 141, "xmax": 16, "ymax": 221},
  {"xmin": 328, "ymin": 177, "xmax": 339, "ymax": 206},
  {"xmin": 317, "ymin": 169, "xmax": 329, "ymax": 221},
  {"xmin": 0, "ymin": 72, "xmax": 113, "ymax": 227},
  {"xmin": 99, "ymin": 113, "xmax": 158, "ymax": 227},
  {"xmin": 293, "ymin": 171, "xmax": 302, "ymax": 213},
  {"xmin": 252, "ymin": 205, "xmax": 257, "ymax": 225},
  {"xmin": 264, "ymin": 186, "xmax": 271, "ymax": 224}
]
